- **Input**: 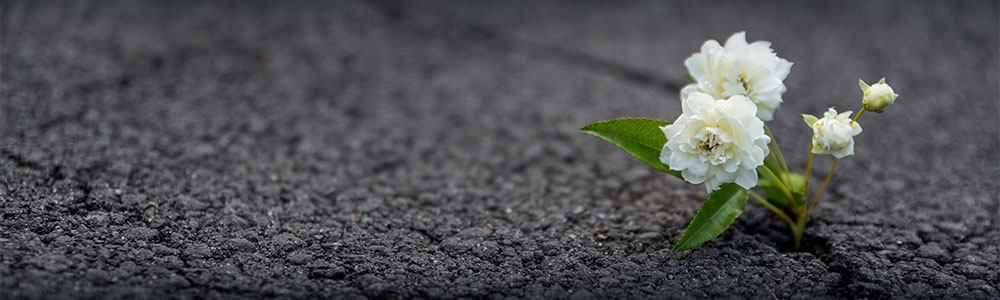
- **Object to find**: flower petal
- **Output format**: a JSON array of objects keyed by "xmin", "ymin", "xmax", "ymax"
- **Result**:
[{"xmin": 734, "ymin": 168, "xmax": 758, "ymax": 190}]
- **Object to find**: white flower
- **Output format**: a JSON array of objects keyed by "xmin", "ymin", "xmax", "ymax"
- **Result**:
[
  {"xmin": 660, "ymin": 92, "xmax": 771, "ymax": 193},
  {"xmin": 860, "ymin": 78, "xmax": 899, "ymax": 113},
  {"xmin": 682, "ymin": 32, "xmax": 793, "ymax": 121},
  {"xmin": 802, "ymin": 108, "xmax": 863, "ymax": 159}
]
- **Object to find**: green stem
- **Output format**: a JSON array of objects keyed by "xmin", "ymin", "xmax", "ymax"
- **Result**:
[
  {"xmin": 758, "ymin": 165, "xmax": 794, "ymax": 202},
  {"xmin": 792, "ymin": 225, "xmax": 803, "ymax": 249},
  {"xmin": 764, "ymin": 125, "xmax": 791, "ymax": 185},
  {"xmin": 803, "ymin": 143, "xmax": 814, "ymax": 201},
  {"xmin": 853, "ymin": 108, "xmax": 866, "ymax": 122},
  {"xmin": 750, "ymin": 191, "xmax": 796, "ymax": 227},
  {"xmin": 797, "ymin": 158, "xmax": 840, "ymax": 249},
  {"xmin": 807, "ymin": 158, "xmax": 838, "ymax": 213},
  {"xmin": 766, "ymin": 143, "xmax": 786, "ymax": 185}
]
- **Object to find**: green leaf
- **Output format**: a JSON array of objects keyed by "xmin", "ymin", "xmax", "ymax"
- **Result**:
[
  {"xmin": 683, "ymin": 73, "xmax": 696, "ymax": 83},
  {"xmin": 580, "ymin": 118, "xmax": 681, "ymax": 178},
  {"xmin": 802, "ymin": 114, "xmax": 818, "ymax": 127},
  {"xmin": 673, "ymin": 183, "xmax": 749, "ymax": 252}
]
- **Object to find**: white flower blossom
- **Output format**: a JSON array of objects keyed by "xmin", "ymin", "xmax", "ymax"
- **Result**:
[
  {"xmin": 803, "ymin": 108, "xmax": 863, "ymax": 159},
  {"xmin": 682, "ymin": 32, "xmax": 793, "ymax": 121},
  {"xmin": 860, "ymin": 78, "xmax": 899, "ymax": 113},
  {"xmin": 660, "ymin": 92, "xmax": 770, "ymax": 193}
]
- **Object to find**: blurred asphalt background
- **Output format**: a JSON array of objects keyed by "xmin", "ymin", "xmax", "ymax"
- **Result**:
[{"xmin": 2, "ymin": 0, "xmax": 998, "ymax": 298}]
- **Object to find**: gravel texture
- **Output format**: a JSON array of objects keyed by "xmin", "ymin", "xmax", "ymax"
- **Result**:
[{"xmin": 2, "ymin": 0, "xmax": 998, "ymax": 299}]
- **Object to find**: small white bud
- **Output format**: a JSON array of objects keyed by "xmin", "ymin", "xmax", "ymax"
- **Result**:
[
  {"xmin": 804, "ymin": 108, "xmax": 862, "ymax": 159},
  {"xmin": 860, "ymin": 78, "xmax": 899, "ymax": 113}
]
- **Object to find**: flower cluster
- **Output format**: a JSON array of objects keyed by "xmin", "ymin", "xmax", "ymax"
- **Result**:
[
  {"xmin": 664, "ymin": 32, "xmax": 898, "ymax": 193},
  {"xmin": 667, "ymin": 32, "xmax": 791, "ymax": 191},
  {"xmin": 582, "ymin": 31, "xmax": 899, "ymax": 251}
]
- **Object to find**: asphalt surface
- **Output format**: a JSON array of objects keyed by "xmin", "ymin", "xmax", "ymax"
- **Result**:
[{"xmin": 2, "ymin": 0, "xmax": 998, "ymax": 299}]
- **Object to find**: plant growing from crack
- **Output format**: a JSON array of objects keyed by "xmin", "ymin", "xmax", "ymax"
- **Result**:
[{"xmin": 581, "ymin": 32, "xmax": 899, "ymax": 251}]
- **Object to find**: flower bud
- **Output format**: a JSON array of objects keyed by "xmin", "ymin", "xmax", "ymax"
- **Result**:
[
  {"xmin": 803, "ymin": 108, "xmax": 862, "ymax": 158},
  {"xmin": 859, "ymin": 78, "xmax": 898, "ymax": 113}
]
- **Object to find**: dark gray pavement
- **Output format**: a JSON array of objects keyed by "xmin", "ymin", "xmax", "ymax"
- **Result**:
[{"xmin": 2, "ymin": 0, "xmax": 998, "ymax": 298}]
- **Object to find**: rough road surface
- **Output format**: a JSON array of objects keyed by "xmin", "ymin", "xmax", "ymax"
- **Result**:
[{"xmin": 2, "ymin": 0, "xmax": 998, "ymax": 299}]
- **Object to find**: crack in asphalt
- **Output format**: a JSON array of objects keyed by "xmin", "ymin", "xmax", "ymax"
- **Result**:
[{"xmin": 363, "ymin": 0, "xmax": 685, "ymax": 95}]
